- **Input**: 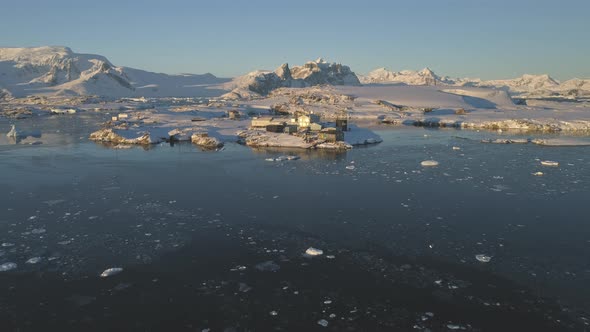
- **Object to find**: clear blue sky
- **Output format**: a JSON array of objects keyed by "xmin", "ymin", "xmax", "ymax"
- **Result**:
[{"xmin": 1, "ymin": 0, "xmax": 588, "ymax": 80}]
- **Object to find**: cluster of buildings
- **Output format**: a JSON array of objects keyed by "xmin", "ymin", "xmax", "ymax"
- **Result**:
[{"xmin": 250, "ymin": 111, "xmax": 348, "ymax": 143}]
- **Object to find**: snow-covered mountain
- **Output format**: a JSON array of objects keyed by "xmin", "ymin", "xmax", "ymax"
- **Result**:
[
  {"xmin": 0, "ymin": 46, "xmax": 228, "ymax": 98},
  {"xmin": 223, "ymin": 58, "xmax": 360, "ymax": 99},
  {"xmin": 2, "ymin": 47, "xmax": 587, "ymax": 100},
  {"xmin": 360, "ymin": 67, "xmax": 590, "ymax": 98},
  {"xmin": 477, "ymin": 74, "xmax": 560, "ymax": 93},
  {"xmin": 360, "ymin": 67, "xmax": 455, "ymax": 86}
]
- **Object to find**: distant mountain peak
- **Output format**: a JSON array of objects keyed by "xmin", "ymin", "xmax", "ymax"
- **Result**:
[
  {"xmin": 224, "ymin": 58, "xmax": 360, "ymax": 98},
  {"xmin": 0, "ymin": 46, "xmax": 225, "ymax": 98},
  {"xmin": 419, "ymin": 67, "xmax": 434, "ymax": 75},
  {"xmin": 360, "ymin": 66, "xmax": 587, "ymax": 97}
]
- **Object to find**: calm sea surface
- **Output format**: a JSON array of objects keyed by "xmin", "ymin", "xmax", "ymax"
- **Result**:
[{"xmin": 0, "ymin": 114, "xmax": 589, "ymax": 331}]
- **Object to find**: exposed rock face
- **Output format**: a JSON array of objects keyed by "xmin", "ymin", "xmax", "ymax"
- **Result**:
[
  {"xmin": 224, "ymin": 58, "xmax": 361, "ymax": 99},
  {"xmin": 89, "ymin": 128, "xmax": 151, "ymax": 145},
  {"xmin": 290, "ymin": 58, "xmax": 360, "ymax": 86},
  {"xmin": 274, "ymin": 63, "xmax": 292, "ymax": 81},
  {"xmin": 190, "ymin": 133, "xmax": 223, "ymax": 149}
]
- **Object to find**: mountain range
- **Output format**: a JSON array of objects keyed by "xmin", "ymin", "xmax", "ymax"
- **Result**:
[
  {"xmin": 1, "ymin": 46, "xmax": 588, "ymax": 99},
  {"xmin": 359, "ymin": 68, "xmax": 589, "ymax": 98}
]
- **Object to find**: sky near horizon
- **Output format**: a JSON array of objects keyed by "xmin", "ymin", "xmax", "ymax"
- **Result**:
[{"xmin": 1, "ymin": 0, "xmax": 588, "ymax": 80}]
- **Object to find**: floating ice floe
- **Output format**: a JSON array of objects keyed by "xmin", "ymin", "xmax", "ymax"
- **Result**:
[
  {"xmin": 540, "ymin": 160, "xmax": 559, "ymax": 167},
  {"xmin": 31, "ymin": 228, "xmax": 46, "ymax": 234},
  {"xmin": 475, "ymin": 254, "xmax": 492, "ymax": 263},
  {"xmin": 421, "ymin": 160, "xmax": 439, "ymax": 167},
  {"xmin": 238, "ymin": 283, "xmax": 252, "ymax": 293},
  {"xmin": 532, "ymin": 172, "xmax": 544, "ymax": 176},
  {"xmin": 266, "ymin": 155, "xmax": 299, "ymax": 162},
  {"xmin": 100, "ymin": 267, "xmax": 124, "ymax": 278},
  {"xmin": 230, "ymin": 265, "xmax": 247, "ymax": 272},
  {"xmin": 447, "ymin": 324, "xmax": 466, "ymax": 330},
  {"xmin": 345, "ymin": 165, "xmax": 355, "ymax": 170},
  {"xmin": 305, "ymin": 247, "xmax": 324, "ymax": 256},
  {"xmin": 26, "ymin": 257, "xmax": 43, "ymax": 264},
  {"xmin": 0, "ymin": 262, "xmax": 17, "ymax": 272},
  {"xmin": 452, "ymin": 146, "xmax": 461, "ymax": 150},
  {"xmin": 317, "ymin": 319, "xmax": 329, "ymax": 327}
]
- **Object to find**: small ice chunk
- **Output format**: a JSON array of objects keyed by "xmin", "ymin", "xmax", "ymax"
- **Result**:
[
  {"xmin": 239, "ymin": 283, "xmax": 252, "ymax": 292},
  {"xmin": 0, "ymin": 262, "xmax": 17, "ymax": 272},
  {"xmin": 1, "ymin": 243, "xmax": 15, "ymax": 247},
  {"xmin": 231, "ymin": 265, "xmax": 247, "ymax": 272},
  {"xmin": 345, "ymin": 165, "xmax": 355, "ymax": 170},
  {"xmin": 31, "ymin": 228, "xmax": 46, "ymax": 234},
  {"xmin": 475, "ymin": 254, "xmax": 492, "ymax": 263},
  {"xmin": 305, "ymin": 247, "xmax": 324, "ymax": 256},
  {"xmin": 532, "ymin": 172, "xmax": 544, "ymax": 176},
  {"xmin": 269, "ymin": 310, "xmax": 278, "ymax": 316},
  {"xmin": 421, "ymin": 160, "xmax": 439, "ymax": 167},
  {"xmin": 26, "ymin": 257, "xmax": 43, "ymax": 264},
  {"xmin": 287, "ymin": 156, "xmax": 300, "ymax": 160},
  {"xmin": 100, "ymin": 267, "xmax": 124, "ymax": 278},
  {"xmin": 452, "ymin": 146, "xmax": 461, "ymax": 150},
  {"xmin": 43, "ymin": 199, "xmax": 66, "ymax": 206},
  {"xmin": 317, "ymin": 319, "xmax": 329, "ymax": 327},
  {"xmin": 447, "ymin": 324, "xmax": 464, "ymax": 330},
  {"xmin": 540, "ymin": 160, "xmax": 559, "ymax": 167}
]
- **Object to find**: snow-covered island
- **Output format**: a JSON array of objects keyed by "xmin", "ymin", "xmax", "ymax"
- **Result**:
[{"xmin": 2, "ymin": 46, "xmax": 590, "ymax": 150}]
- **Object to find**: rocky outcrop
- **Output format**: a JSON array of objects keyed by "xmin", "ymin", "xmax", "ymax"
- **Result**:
[
  {"xmin": 191, "ymin": 133, "xmax": 223, "ymax": 149},
  {"xmin": 89, "ymin": 128, "xmax": 151, "ymax": 145},
  {"xmin": 224, "ymin": 58, "xmax": 361, "ymax": 99},
  {"xmin": 290, "ymin": 58, "xmax": 360, "ymax": 86}
]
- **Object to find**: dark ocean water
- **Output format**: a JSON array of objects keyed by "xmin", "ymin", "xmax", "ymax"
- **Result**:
[{"xmin": 0, "ymin": 115, "xmax": 589, "ymax": 331}]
